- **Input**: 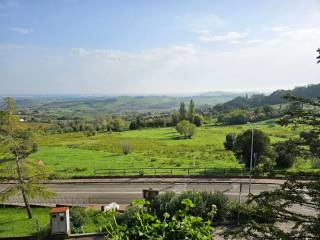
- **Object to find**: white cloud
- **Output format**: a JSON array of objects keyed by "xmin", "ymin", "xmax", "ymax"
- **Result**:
[
  {"xmin": 7, "ymin": 26, "xmax": 33, "ymax": 34},
  {"xmin": 198, "ymin": 31, "xmax": 248, "ymax": 43},
  {"xmin": 1, "ymin": 31, "xmax": 320, "ymax": 95},
  {"xmin": 71, "ymin": 47, "xmax": 89, "ymax": 56},
  {"xmin": 270, "ymin": 26, "xmax": 320, "ymax": 40},
  {"xmin": 271, "ymin": 26, "xmax": 291, "ymax": 32},
  {"xmin": 247, "ymin": 39, "xmax": 264, "ymax": 44},
  {"xmin": 281, "ymin": 28, "xmax": 320, "ymax": 39}
]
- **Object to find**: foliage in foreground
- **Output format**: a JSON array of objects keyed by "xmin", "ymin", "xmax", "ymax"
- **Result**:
[
  {"xmin": 150, "ymin": 191, "xmax": 230, "ymax": 223},
  {"xmin": 104, "ymin": 199, "xmax": 215, "ymax": 240},
  {"xmin": 226, "ymin": 176, "xmax": 320, "ymax": 239},
  {"xmin": 227, "ymin": 95, "xmax": 320, "ymax": 239},
  {"xmin": 0, "ymin": 97, "xmax": 53, "ymax": 219}
]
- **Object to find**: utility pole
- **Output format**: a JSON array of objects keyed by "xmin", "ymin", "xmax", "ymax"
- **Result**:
[
  {"xmin": 248, "ymin": 122, "xmax": 254, "ymax": 195},
  {"xmin": 237, "ymin": 182, "xmax": 243, "ymax": 225}
]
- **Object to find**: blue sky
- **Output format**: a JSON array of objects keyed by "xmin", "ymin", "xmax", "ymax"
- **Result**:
[{"xmin": 0, "ymin": 0, "xmax": 320, "ymax": 95}]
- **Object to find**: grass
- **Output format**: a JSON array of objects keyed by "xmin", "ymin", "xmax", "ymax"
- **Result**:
[
  {"xmin": 0, "ymin": 207, "xmax": 50, "ymax": 237},
  {"xmin": 25, "ymin": 120, "xmax": 311, "ymax": 177},
  {"xmin": 0, "ymin": 206, "xmax": 107, "ymax": 237}
]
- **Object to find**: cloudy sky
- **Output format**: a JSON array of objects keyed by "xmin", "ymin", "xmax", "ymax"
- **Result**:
[{"xmin": 0, "ymin": 0, "xmax": 319, "ymax": 95}]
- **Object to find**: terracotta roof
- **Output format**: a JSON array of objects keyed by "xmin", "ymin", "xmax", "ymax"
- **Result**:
[{"xmin": 51, "ymin": 207, "xmax": 69, "ymax": 213}]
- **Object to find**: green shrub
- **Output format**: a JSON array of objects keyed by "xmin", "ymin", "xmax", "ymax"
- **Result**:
[
  {"xmin": 224, "ymin": 133, "xmax": 236, "ymax": 150},
  {"xmin": 105, "ymin": 199, "xmax": 214, "ymax": 240},
  {"xmin": 150, "ymin": 191, "xmax": 229, "ymax": 223},
  {"xmin": 70, "ymin": 207, "xmax": 87, "ymax": 233},
  {"xmin": 200, "ymin": 191, "xmax": 230, "ymax": 223},
  {"xmin": 121, "ymin": 143, "xmax": 132, "ymax": 155},
  {"xmin": 273, "ymin": 139, "xmax": 301, "ymax": 168},
  {"xmin": 176, "ymin": 120, "xmax": 196, "ymax": 139}
]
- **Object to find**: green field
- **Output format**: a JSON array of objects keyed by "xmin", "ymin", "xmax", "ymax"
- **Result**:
[
  {"xmin": 0, "ymin": 207, "xmax": 106, "ymax": 237},
  {"xmin": 27, "ymin": 120, "xmax": 312, "ymax": 177},
  {"xmin": 0, "ymin": 207, "xmax": 50, "ymax": 237}
]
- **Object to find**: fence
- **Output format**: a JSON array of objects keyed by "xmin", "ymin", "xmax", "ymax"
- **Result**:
[
  {"xmin": 92, "ymin": 167, "xmax": 320, "ymax": 178},
  {"xmin": 93, "ymin": 167, "xmax": 249, "ymax": 177}
]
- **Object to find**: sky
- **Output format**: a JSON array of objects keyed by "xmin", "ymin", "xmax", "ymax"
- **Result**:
[{"xmin": 0, "ymin": 0, "xmax": 320, "ymax": 95}]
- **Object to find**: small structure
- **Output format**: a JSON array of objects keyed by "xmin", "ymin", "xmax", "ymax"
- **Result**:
[
  {"xmin": 101, "ymin": 202, "xmax": 120, "ymax": 212},
  {"xmin": 50, "ymin": 207, "xmax": 70, "ymax": 235},
  {"xmin": 143, "ymin": 188, "xmax": 159, "ymax": 202}
]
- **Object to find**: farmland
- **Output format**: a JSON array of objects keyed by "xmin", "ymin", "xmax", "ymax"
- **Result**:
[{"xmin": 27, "ymin": 119, "xmax": 310, "ymax": 177}]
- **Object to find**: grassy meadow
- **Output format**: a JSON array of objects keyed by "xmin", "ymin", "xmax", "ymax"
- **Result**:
[
  {"xmin": 0, "ymin": 207, "xmax": 50, "ymax": 237},
  {"xmin": 0, "ymin": 207, "xmax": 103, "ymax": 237},
  {"xmin": 26, "ymin": 119, "xmax": 312, "ymax": 177}
]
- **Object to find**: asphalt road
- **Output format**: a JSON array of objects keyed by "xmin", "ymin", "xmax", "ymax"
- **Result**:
[{"xmin": 0, "ymin": 178, "xmax": 280, "ymax": 206}]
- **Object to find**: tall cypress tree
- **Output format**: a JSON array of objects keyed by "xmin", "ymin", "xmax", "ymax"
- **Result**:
[
  {"xmin": 179, "ymin": 102, "xmax": 187, "ymax": 121},
  {"xmin": 188, "ymin": 99, "xmax": 195, "ymax": 122}
]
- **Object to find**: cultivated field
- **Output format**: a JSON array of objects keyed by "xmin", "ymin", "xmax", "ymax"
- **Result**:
[{"xmin": 27, "ymin": 120, "xmax": 312, "ymax": 177}]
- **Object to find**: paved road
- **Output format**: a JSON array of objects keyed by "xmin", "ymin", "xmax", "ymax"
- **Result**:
[{"xmin": 0, "ymin": 178, "xmax": 281, "ymax": 206}]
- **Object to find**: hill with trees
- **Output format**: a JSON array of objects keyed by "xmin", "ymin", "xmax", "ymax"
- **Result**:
[{"xmin": 210, "ymin": 83, "xmax": 320, "ymax": 113}]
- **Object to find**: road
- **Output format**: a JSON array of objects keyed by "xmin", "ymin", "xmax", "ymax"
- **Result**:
[{"xmin": 0, "ymin": 178, "xmax": 282, "ymax": 206}]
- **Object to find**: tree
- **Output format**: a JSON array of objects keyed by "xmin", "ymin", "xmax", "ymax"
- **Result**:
[
  {"xmin": 193, "ymin": 114, "xmax": 204, "ymax": 127},
  {"xmin": 233, "ymin": 129, "xmax": 272, "ymax": 168},
  {"xmin": 217, "ymin": 109, "xmax": 251, "ymax": 125},
  {"xmin": 224, "ymin": 133, "xmax": 236, "ymax": 150},
  {"xmin": 226, "ymin": 176, "xmax": 320, "ymax": 239},
  {"xmin": 0, "ymin": 97, "xmax": 53, "ymax": 219},
  {"xmin": 273, "ymin": 139, "xmax": 301, "ymax": 168},
  {"xmin": 112, "ymin": 117, "xmax": 127, "ymax": 132},
  {"xmin": 226, "ymin": 51, "xmax": 320, "ymax": 240},
  {"xmin": 188, "ymin": 99, "xmax": 195, "ymax": 122},
  {"xmin": 176, "ymin": 120, "xmax": 196, "ymax": 139},
  {"xmin": 179, "ymin": 102, "xmax": 187, "ymax": 121},
  {"xmin": 280, "ymin": 95, "xmax": 320, "ymax": 166},
  {"xmin": 171, "ymin": 111, "xmax": 180, "ymax": 126},
  {"xmin": 129, "ymin": 120, "xmax": 138, "ymax": 130}
]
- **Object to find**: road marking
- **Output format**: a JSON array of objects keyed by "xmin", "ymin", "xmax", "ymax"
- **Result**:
[{"xmin": 55, "ymin": 191, "xmax": 142, "ymax": 194}]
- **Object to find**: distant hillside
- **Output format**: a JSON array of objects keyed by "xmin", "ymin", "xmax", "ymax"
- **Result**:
[
  {"xmin": 0, "ymin": 92, "xmax": 245, "ymax": 117},
  {"xmin": 212, "ymin": 83, "xmax": 320, "ymax": 111}
]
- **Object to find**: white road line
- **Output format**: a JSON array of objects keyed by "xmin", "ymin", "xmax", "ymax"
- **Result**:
[{"xmin": 55, "ymin": 191, "xmax": 142, "ymax": 194}]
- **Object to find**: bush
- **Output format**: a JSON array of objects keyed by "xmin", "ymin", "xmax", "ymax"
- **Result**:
[
  {"xmin": 121, "ymin": 142, "xmax": 132, "ymax": 155},
  {"xmin": 193, "ymin": 114, "xmax": 204, "ymax": 127},
  {"xmin": 200, "ymin": 191, "xmax": 230, "ymax": 223},
  {"xmin": 150, "ymin": 191, "xmax": 230, "ymax": 223},
  {"xmin": 112, "ymin": 117, "xmax": 128, "ymax": 132},
  {"xmin": 253, "ymin": 155, "xmax": 276, "ymax": 175},
  {"xmin": 227, "ymin": 201, "xmax": 276, "ymax": 225},
  {"xmin": 273, "ymin": 139, "xmax": 301, "ymax": 168},
  {"xmin": 233, "ymin": 129, "xmax": 272, "ymax": 168},
  {"xmin": 218, "ymin": 109, "xmax": 250, "ymax": 125},
  {"xmin": 70, "ymin": 207, "xmax": 87, "ymax": 233},
  {"xmin": 176, "ymin": 120, "xmax": 196, "ymax": 139},
  {"xmin": 86, "ymin": 128, "xmax": 96, "ymax": 137},
  {"xmin": 224, "ymin": 133, "xmax": 236, "ymax": 150},
  {"xmin": 106, "ymin": 199, "xmax": 214, "ymax": 240}
]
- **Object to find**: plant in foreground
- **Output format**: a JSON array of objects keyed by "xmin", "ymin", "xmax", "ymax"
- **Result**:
[{"xmin": 103, "ymin": 199, "xmax": 215, "ymax": 240}]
